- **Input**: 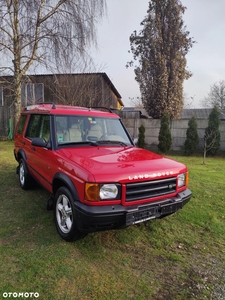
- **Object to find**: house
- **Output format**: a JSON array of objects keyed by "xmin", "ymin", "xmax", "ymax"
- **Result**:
[{"xmin": 0, "ymin": 73, "xmax": 124, "ymax": 137}]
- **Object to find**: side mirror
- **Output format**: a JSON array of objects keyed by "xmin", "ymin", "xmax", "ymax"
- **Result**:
[{"xmin": 32, "ymin": 137, "xmax": 48, "ymax": 148}]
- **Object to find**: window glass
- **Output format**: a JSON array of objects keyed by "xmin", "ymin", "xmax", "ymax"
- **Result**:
[
  {"xmin": 55, "ymin": 115, "xmax": 131, "ymax": 145},
  {"xmin": 40, "ymin": 115, "xmax": 50, "ymax": 141},
  {"xmin": 105, "ymin": 119, "xmax": 129, "ymax": 140},
  {"xmin": 21, "ymin": 83, "xmax": 44, "ymax": 106},
  {"xmin": 17, "ymin": 115, "xmax": 27, "ymax": 134},
  {"xmin": 26, "ymin": 115, "xmax": 40, "ymax": 139},
  {"xmin": 26, "ymin": 114, "xmax": 50, "ymax": 141}
]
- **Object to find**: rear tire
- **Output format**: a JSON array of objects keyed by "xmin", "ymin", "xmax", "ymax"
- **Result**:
[{"xmin": 54, "ymin": 186, "xmax": 83, "ymax": 241}]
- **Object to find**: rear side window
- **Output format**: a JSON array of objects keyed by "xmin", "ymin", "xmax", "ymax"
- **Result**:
[
  {"xmin": 26, "ymin": 114, "xmax": 50, "ymax": 141},
  {"xmin": 17, "ymin": 115, "xmax": 27, "ymax": 134}
]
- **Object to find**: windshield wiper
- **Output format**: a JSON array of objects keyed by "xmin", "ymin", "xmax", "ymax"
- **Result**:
[
  {"xmin": 58, "ymin": 140, "xmax": 128, "ymax": 147},
  {"xmin": 58, "ymin": 141, "xmax": 98, "ymax": 146},
  {"xmin": 97, "ymin": 140, "xmax": 128, "ymax": 146}
]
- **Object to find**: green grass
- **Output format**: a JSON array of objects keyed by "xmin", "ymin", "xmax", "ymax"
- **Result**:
[{"xmin": 0, "ymin": 141, "xmax": 225, "ymax": 300}]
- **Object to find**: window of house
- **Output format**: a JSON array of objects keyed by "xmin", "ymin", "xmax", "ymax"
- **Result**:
[
  {"xmin": 0, "ymin": 87, "xmax": 3, "ymax": 106},
  {"xmin": 22, "ymin": 83, "xmax": 44, "ymax": 106}
]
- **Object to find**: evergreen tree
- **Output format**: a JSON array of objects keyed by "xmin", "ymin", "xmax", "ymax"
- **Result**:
[
  {"xmin": 204, "ymin": 106, "xmax": 220, "ymax": 156},
  {"xmin": 137, "ymin": 124, "xmax": 146, "ymax": 148},
  {"xmin": 184, "ymin": 115, "xmax": 199, "ymax": 155},
  {"xmin": 158, "ymin": 113, "xmax": 172, "ymax": 153},
  {"xmin": 127, "ymin": 0, "xmax": 194, "ymax": 119}
]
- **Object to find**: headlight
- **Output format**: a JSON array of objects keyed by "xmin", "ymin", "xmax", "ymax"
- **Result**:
[
  {"xmin": 178, "ymin": 172, "xmax": 188, "ymax": 188},
  {"xmin": 100, "ymin": 184, "xmax": 118, "ymax": 199},
  {"xmin": 85, "ymin": 183, "xmax": 121, "ymax": 201}
]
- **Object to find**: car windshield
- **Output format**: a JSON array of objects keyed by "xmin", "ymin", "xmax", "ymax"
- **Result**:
[{"xmin": 55, "ymin": 115, "xmax": 133, "ymax": 147}]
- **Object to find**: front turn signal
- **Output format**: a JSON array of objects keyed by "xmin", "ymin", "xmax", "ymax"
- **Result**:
[
  {"xmin": 185, "ymin": 172, "xmax": 189, "ymax": 186},
  {"xmin": 85, "ymin": 183, "xmax": 100, "ymax": 201}
]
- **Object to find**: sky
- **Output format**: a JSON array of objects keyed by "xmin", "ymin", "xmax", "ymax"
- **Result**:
[{"xmin": 91, "ymin": 0, "xmax": 225, "ymax": 108}]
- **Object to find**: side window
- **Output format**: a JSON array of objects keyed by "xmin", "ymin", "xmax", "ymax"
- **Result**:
[
  {"xmin": 17, "ymin": 115, "xmax": 27, "ymax": 134},
  {"xmin": 40, "ymin": 115, "xmax": 50, "ymax": 141},
  {"xmin": 25, "ymin": 115, "xmax": 50, "ymax": 141},
  {"xmin": 26, "ymin": 115, "xmax": 40, "ymax": 139}
]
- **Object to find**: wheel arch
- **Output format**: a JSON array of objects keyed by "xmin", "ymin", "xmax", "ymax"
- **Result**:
[
  {"xmin": 16, "ymin": 150, "xmax": 27, "ymax": 175},
  {"xmin": 17, "ymin": 149, "xmax": 27, "ymax": 162},
  {"xmin": 52, "ymin": 173, "xmax": 80, "ymax": 202}
]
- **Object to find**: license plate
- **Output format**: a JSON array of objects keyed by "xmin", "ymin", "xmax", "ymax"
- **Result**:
[
  {"xmin": 126, "ymin": 202, "xmax": 183, "ymax": 226},
  {"xmin": 126, "ymin": 206, "xmax": 158, "ymax": 225}
]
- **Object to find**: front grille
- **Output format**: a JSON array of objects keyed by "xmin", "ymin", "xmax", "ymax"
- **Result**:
[{"xmin": 125, "ymin": 177, "xmax": 176, "ymax": 202}]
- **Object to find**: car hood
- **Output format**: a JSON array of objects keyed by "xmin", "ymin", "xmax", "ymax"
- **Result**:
[{"xmin": 57, "ymin": 146, "xmax": 187, "ymax": 183}]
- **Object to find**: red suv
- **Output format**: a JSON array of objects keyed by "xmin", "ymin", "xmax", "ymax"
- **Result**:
[{"xmin": 14, "ymin": 103, "xmax": 191, "ymax": 241}]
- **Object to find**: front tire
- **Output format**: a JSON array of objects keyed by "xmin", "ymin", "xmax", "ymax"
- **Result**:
[
  {"xmin": 54, "ymin": 187, "xmax": 82, "ymax": 241},
  {"xmin": 18, "ymin": 159, "xmax": 34, "ymax": 190}
]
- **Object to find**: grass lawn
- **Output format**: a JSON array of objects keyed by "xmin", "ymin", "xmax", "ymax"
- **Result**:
[{"xmin": 0, "ymin": 141, "xmax": 225, "ymax": 300}]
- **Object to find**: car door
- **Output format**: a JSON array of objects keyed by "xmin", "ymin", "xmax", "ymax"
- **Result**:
[{"xmin": 25, "ymin": 114, "xmax": 53, "ymax": 191}]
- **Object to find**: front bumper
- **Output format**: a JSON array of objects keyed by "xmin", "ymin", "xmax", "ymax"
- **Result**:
[{"xmin": 74, "ymin": 188, "xmax": 192, "ymax": 233}]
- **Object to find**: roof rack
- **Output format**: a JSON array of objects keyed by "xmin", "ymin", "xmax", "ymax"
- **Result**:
[
  {"xmin": 37, "ymin": 102, "xmax": 56, "ymax": 109},
  {"xmin": 88, "ymin": 106, "xmax": 113, "ymax": 113}
]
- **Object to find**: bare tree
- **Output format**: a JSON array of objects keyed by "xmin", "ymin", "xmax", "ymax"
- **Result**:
[
  {"xmin": 183, "ymin": 93, "xmax": 195, "ymax": 109},
  {"xmin": 0, "ymin": 0, "xmax": 106, "ymax": 124},
  {"xmin": 45, "ymin": 73, "xmax": 113, "ymax": 107},
  {"xmin": 201, "ymin": 80, "xmax": 225, "ymax": 109},
  {"xmin": 129, "ymin": 96, "xmax": 143, "ymax": 108},
  {"xmin": 202, "ymin": 129, "xmax": 219, "ymax": 164}
]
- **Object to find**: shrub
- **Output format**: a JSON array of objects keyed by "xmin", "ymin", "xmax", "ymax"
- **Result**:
[
  {"xmin": 184, "ymin": 115, "xmax": 199, "ymax": 155},
  {"xmin": 204, "ymin": 106, "xmax": 220, "ymax": 156},
  {"xmin": 137, "ymin": 124, "xmax": 145, "ymax": 148},
  {"xmin": 158, "ymin": 113, "xmax": 172, "ymax": 153}
]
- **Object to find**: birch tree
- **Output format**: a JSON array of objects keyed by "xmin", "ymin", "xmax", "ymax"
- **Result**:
[
  {"xmin": 0, "ymin": 0, "xmax": 106, "ymax": 124},
  {"xmin": 127, "ymin": 0, "xmax": 194, "ymax": 119}
]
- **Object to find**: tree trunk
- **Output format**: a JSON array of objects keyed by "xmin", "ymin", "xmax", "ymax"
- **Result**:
[
  {"xmin": 203, "ymin": 140, "xmax": 206, "ymax": 164},
  {"xmin": 13, "ymin": 76, "xmax": 22, "ymax": 131}
]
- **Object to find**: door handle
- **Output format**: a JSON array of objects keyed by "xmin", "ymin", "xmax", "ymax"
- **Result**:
[{"xmin": 31, "ymin": 147, "xmax": 36, "ymax": 151}]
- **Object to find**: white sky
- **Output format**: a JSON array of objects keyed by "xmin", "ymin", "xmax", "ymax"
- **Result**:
[{"xmin": 91, "ymin": 0, "xmax": 225, "ymax": 108}]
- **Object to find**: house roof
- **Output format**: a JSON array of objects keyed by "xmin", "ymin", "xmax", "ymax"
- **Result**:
[{"xmin": 180, "ymin": 108, "xmax": 225, "ymax": 120}]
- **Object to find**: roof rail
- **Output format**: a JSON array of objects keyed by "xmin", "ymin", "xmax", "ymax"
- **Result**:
[
  {"xmin": 88, "ymin": 106, "xmax": 113, "ymax": 113},
  {"xmin": 38, "ymin": 102, "xmax": 56, "ymax": 109}
]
